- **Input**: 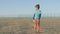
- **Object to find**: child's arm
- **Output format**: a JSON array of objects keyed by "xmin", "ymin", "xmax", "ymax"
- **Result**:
[
  {"xmin": 33, "ymin": 14, "xmax": 35, "ymax": 20},
  {"xmin": 39, "ymin": 14, "xmax": 41, "ymax": 19}
]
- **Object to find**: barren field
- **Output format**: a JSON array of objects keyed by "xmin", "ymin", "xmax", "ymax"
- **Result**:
[{"xmin": 0, "ymin": 18, "xmax": 60, "ymax": 34}]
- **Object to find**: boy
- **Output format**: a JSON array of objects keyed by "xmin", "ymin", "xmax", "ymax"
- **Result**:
[{"xmin": 33, "ymin": 4, "xmax": 41, "ymax": 32}]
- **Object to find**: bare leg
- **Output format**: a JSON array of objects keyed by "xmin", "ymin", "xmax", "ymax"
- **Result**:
[
  {"xmin": 36, "ymin": 20, "xmax": 40, "ymax": 32},
  {"xmin": 34, "ymin": 23, "xmax": 37, "ymax": 31},
  {"xmin": 33, "ymin": 20, "xmax": 37, "ymax": 31},
  {"xmin": 37, "ymin": 24, "xmax": 40, "ymax": 32}
]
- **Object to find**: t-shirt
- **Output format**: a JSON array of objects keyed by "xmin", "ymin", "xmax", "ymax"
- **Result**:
[{"xmin": 33, "ymin": 10, "xmax": 41, "ymax": 19}]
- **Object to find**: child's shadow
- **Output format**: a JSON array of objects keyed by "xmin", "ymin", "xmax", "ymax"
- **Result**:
[
  {"xmin": 18, "ymin": 31, "xmax": 28, "ymax": 34},
  {"xmin": 35, "ymin": 32, "xmax": 44, "ymax": 34}
]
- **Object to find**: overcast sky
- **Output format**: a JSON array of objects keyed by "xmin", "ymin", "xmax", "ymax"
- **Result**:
[{"xmin": 0, "ymin": 0, "xmax": 60, "ymax": 17}]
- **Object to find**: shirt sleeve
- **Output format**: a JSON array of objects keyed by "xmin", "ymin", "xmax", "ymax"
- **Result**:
[
  {"xmin": 39, "ymin": 10, "xmax": 41, "ymax": 19},
  {"xmin": 33, "ymin": 14, "xmax": 35, "ymax": 20},
  {"xmin": 39, "ymin": 14, "xmax": 41, "ymax": 19}
]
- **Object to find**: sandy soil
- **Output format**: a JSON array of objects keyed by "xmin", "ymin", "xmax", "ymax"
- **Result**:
[{"xmin": 0, "ymin": 18, "xmax": 60, "ymax": 34}]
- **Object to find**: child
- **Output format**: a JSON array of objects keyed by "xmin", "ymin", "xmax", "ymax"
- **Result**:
[{"xmin": 33, "ymin": 4, "xmax": 41, "ymax": 32}]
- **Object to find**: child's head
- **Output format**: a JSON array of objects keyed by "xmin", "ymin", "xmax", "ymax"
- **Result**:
[{"xmin": 35, "ymin": 4, "xmax": 40, "ymax": 10}]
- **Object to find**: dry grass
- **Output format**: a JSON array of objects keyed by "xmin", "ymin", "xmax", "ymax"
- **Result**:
[{"xmin": 0, "ymin": 18, "xmax": 60, "ymax": 34}]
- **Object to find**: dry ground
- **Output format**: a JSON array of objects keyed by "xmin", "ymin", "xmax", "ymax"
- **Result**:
[{"xmin": 0, "ymin": 18, "xmax": 60, "ymax": 34}]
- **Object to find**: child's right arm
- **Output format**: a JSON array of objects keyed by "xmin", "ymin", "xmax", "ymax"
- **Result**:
[{"xmin": 33, "ymin": 14, "xmax": 35, "ymax": 20}]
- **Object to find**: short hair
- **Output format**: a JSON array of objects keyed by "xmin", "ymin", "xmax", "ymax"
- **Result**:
[{"xmin": 35, "ymin": 4, "xmax": 40, "ymax": 9}]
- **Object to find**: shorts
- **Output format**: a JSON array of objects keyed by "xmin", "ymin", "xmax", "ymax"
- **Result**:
[{"xmin": 33, "ymin": 19, "xmax": 40, "ymax": 26}]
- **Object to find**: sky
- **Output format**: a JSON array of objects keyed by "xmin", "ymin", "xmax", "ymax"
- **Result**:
[{"xmin": 0, "ymin": 0, "xmax": 60, "ymax": 17}]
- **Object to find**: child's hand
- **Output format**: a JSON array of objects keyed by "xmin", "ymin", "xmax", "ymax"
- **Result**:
[{"xmin": 33, "ymin": 20, "xmax": 35, "ymax": 23}]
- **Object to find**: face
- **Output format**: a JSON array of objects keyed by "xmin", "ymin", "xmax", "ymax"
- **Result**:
[{"xmin": 35, "ymin": 7, "xmax": 38, "ymax": 10}]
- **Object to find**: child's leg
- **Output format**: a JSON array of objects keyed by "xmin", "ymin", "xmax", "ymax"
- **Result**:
[
  {"xmin": 33, "ymin": 20, "xmax": 37, "ymax": 31},
  {"xmin": 36, "ymin": 20, "xmax": 40, "ymax": 32}
]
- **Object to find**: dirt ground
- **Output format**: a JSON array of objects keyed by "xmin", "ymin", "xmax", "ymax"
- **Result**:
[{"xmin": 0, "ymin": 18, "xmax": 60, "ymax": 34}]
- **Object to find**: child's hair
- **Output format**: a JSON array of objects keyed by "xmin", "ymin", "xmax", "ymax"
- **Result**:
[{"xmin": 35, "ymin": 4, "xmax": 40, "ymax": 9}]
